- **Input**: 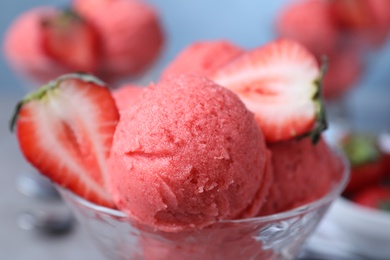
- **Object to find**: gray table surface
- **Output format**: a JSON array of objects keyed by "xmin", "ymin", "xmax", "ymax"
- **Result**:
[{"xmin": 1, "ymin": 1, "xmax": 390, "ymax": 260}]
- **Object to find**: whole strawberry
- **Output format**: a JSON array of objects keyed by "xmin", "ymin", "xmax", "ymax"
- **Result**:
[
  {"xmin": 73, "ymin": 0, "xmax": 165, "ymax": 83},
  {"xmin": 330, "ymin": 0, "xmax": 390, "ymax": 48},
  {"xmin": 341, "ymin": 133, "xmax": 386, "ymax": 194},
  {"xmin": 3, "ymin": 7, "xmax": 101, "ymax": 85},
  {"xmin": 322, "ymin": 48, "xmax": 364, "ymax": 100},
  {"xmin": 276, "ymin": 0, "xmax": 339, "ymax": 57},
  {"xmin": 378, "ymin": 132, "xmax": 390, "ymax": 178},
  {"xmin": 351, "ymin": 185, "xmax": 390, "ymax": 212}
]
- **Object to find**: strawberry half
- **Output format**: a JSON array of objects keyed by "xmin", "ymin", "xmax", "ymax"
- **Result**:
[
  {"xmin": 211, "ymin": 39, "xmax": 326, "ymax": 143},
  {"xmin": 11, "ymin": 73, "xmax": 119, "ymax": 208},
  {"xmin": 41, "ymin": 10, "xmax": 101, "ymax": 73}
]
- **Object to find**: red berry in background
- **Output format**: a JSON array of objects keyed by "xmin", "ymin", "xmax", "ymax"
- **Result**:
[
  {"xmin": 3, "ymin": 7, "xmax": 102, "ymax": 85},
  {"xmin": 346, "ymin": 162, "xmax": 385, "ymax": 194},
  {"xmin": 3, "ymin": 7, "xmax": 70, "ymax": 84},
  {"xmin": 4, "ymin": 0, "xmax": 165, "ymax": 87},
  {"xmin": 385, "ymin": 155, "xmax": 390, "ymax": 178},
  {"xmin": 276, "ymin": 0, "xmax": 339, "ymax": 57},
  {"xmin": 322, "ymin": 48, "xmax": 364, "ymax": 100},
  {"xmin": 378, "ymin": 132, "xmax": 390, "ymax": 177},
  {"xmin": 352, "ymin": 185, "xmax": 390, "ymax": 212},
  {"xmin": 41, "ymin": 10, "xmax": 101, "ymax": 74},
  {"xmin": 330, "ymin": 0, "xmax": 390, "ymax": 48},
  {"xmin": 341, "ymin": 133, "xmax": 386, "ymax": 194},
  {"xmin": 72, "ymin": 0, "xmax": 165, "ymax": 83}
]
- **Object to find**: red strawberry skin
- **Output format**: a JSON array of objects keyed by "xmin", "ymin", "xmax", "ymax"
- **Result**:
[
  {"xmin": 73, "ymin": 0, "xmax": 164, "ymax": 82},
  {"xmin": 14, "ymin": 74, "xmax": 119, "ymax": 207},
  {"xmin": 3, "ymin": 7, "xmax": 70, "ymax": 84},
  {"xmin": 3, "ymin": 7, "xmax": 102, "ymax": 85},
  {"xmin": 378, "ymin": 132, "xmax": 390, "ymax": 178},
  {"xmin": 330, "ymin": 0, "xmax": 390, "ymax": 47},
  {"xmin": 344, "ymin": 161, "xmax": 385, "ymax": 194},
  {"xmin": 322, "ymin": 49, "xmax": 363, "ymax": 100},
  {"xmin": 212, "ymin": 39, "xmax": 325, "ymax": 143},
  {"xmin": 351, "ymin": 185, "xmax": 390, "ymax": 211},
  {"xmin": 341, "ymin": 133, "xmax": 386, "ymax": 194},
  {"xmin": 385, "ymin": 155, "xmax": 390, "ymax": 178},
  {"xmin": 276, "ymin": 0, "xmax": 339, "ymax": 57},
  {"xmin": 41, "ymin": 11, "xmax": 101, "ymax": 74},
  {"xmin": 331, "ymin": 0, "xmax": 390, "ymax": 30}
]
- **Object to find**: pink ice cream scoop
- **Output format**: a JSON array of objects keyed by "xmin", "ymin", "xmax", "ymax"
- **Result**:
[
  {"xmin": 108, "ymin": 73, "xmax": 271, "ymax": 232},
  {"xmin": 73, "ymin": 0, "xmax": 164, "ymax": 82},
  {"xmin": 161, "ymin": 40, "xmax": 244, "ymax": 80},
  {"xmin": 259, "ymin": 138, "xmax": 343, "ymax": 216},
  {"xmin": 112, "ymin": 84, "xmax": 144, "ymax": 113}
]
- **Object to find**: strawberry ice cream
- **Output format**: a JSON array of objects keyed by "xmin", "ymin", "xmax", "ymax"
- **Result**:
[
  {"xmin": 108, "ymin": 73, "xmax": 271, "ymax": 232},
  {"xmin": 3, "ymin": 7, "xmax": 69, "ymax": 83},
  {"xmin": 161, "ymin": 40, "xmax": 244, "ymax": 80},
  {"xmin": 259, "ymin": 138, "xmax": 343, "ymax": 215},
  {"xmin": 112, "ymin": 84, "xmax": 144, "ymax": 112},
  {"xmin": 73, "ymin": 0, "xmax": 164, "ymax": 81},
  {"xmin": 140, "ymin": 159, "xmax": 275, "ymax": 260}
]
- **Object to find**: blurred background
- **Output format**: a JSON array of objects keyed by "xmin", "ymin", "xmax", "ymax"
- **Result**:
[
  {"xmin": 0, "ymin": 0, "xmax": 286, "ymax": 94},
  {"xmin": 1, "ymin": 0, "xmax": 390, "ymax": 259}
]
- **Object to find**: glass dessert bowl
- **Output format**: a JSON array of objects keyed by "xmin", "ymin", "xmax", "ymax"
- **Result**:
[
  {"xmin": 57, "ymin": 151, "xmax": 349, "ymax": 260},
  {"xmin": 10, "ymin": 39, "xmax": 348, "ymax": 260}
]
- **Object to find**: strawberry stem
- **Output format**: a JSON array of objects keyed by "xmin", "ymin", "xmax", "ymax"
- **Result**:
[
  {"xmin": 10, "ymin": 73, "xmax": 108, "ymax": 132},
  {"xmin": 341, "ymin": 133, "xmax": 381, "ymax": 166},
  {"xmin": 10, "ymin": 85, "xmax": 52, "ymax": 132},
  {"xmin": 304, "ymin": 56, "xmax": 328, "ymax": 144},
  {"xmin": 379, "ymin": 199, "xmax": 390, "ymax": 212},
  {"xmin": 41, "ymin": 8, "xmax": 84, "ymax": 28}
]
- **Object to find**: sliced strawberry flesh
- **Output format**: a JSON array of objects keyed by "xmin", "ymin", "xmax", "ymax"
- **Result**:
[
  {"xmin": 14, "ymin": 74, "xmax": 118, "ymax": 207},
  {"xmin": 212, "ymin": 39, "xmax": 324, "ymax": 142}
]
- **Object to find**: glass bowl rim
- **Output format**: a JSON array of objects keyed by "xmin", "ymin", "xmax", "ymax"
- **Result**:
[{"xmin": 58, "ymin": 147, "xmax": 350, "ymax": 224}]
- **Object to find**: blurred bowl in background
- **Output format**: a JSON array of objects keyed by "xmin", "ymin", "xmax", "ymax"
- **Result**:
[{"xmin": 328, "ymin": 197, "xmax": 390, "ymax": 259}]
